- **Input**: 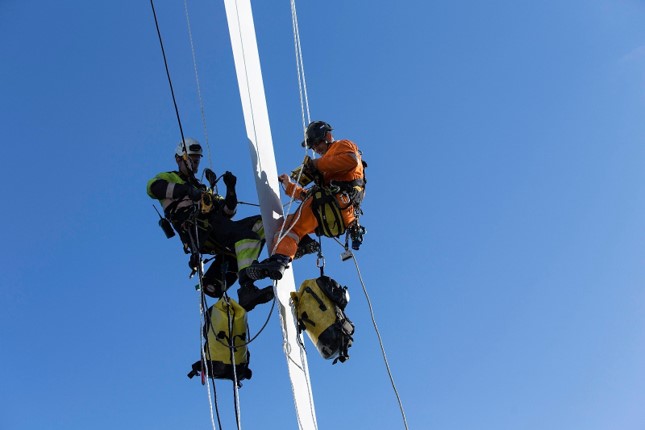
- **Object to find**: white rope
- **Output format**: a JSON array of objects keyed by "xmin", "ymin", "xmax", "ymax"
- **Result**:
[
  {"xmin": 272, "ymin": 0, "xmax": 312, "ymax": 254},
  {"xmin": 222, "ymin": 294, "xmax": 243, "ymax": 430},
  {"xmin": 190, "ymin": 222, "xmax": 219, "ymax": 430},
  {"xmin": 198, "ymin": 285, "xmax": 219, "ymax": 430},
  {"xmin": 272, "ymin": 192, "xmax": 306, "ymax": 255},
  {"xmin": 276, "ymin": 279, "xmax": 318, "ymax": 430},
  {"xmin": 184, "ymin": 0, "xmax": 213, "ymax": 169},
  {"xmin": 296, "ymin": 324, "xmax": 318, "ymax": 427},
  {"xmin": 185, "ymin": 218, "xmax": 220, "ymax": 430},
  {"xmin": 290, "ymin": 0, "xmax": 311, "ymax": 128},
  {"xmin": 269, "ymin": 7, "xmax": 319, "ymax": 426},
  {"xmin": 225, "ymin": 1, "xmax": 317, "ymax": 426},
  {"xmin": 270, "ymin": 0, "xmax": 327, "ymax": 256},
  {"xmin": 335, "ymin": 240, "xmax": 409, "ymax": 430}
]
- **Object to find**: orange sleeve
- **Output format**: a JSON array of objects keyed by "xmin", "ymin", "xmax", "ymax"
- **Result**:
[{"xmin": 284, "ymin": 181, "xmax": 307, "ymax": 201}]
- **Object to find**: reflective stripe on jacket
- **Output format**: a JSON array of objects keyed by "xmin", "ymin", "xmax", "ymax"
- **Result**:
[{"xmin": 147, "ymin": 171, "xmax": 195, "ymax": 215}]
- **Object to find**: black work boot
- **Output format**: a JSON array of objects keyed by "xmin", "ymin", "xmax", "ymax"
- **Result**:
[
  {"xmin": 294, "ymin": 235, "xmax": 321, "ymax": 260},
  {"xmin": 237, "ymin": 272, "xmax": 274, "ymax": 312},
  {"xmin": 243, "ymin": 254, "xmax": 291, "ymax": 281},
  {"xmin": 202, "ymin": 282, "xmax": 225, "ymax": 299}
]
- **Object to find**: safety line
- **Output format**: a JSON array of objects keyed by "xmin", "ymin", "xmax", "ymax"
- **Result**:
[
  {"xmin": 199, "ymin": 291, "xmax": 221, "ymax": 430},
  {"xmin": 149, "ymin": 0, "xmax": 188, "ymax": 151},
  {"xmin": 271, "ymin": 0, "xmax": 317, "ymax": 256},
  {"xmin": 190, "ymin": 224, "xmax": 222, "ymax": 430},
  {"xmin": 274, "ymin": 279, "xmax": 308, "ymax": 430},
  {"xmin": 290, "ymin": 0, "xmax": 311, "ymax": 129},
  {"xmin": 225, "ymin": 4, "xmax": 319, "ymax": 424},
  {"xmin": 334, "ymin": 239, "xmax": 409, "ymax": 430},
  {"xmin": 222, "ymin": 294, "xmax": 243, "ymax": 430},
  {"xmin": 183, "ymin": 0, "xmax": 214, "ymax": 170}
]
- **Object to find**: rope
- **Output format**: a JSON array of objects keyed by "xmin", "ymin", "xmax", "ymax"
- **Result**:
[
  {"xmin": 334, "ymin": 239, "xmax": 409, "ymax": 430},
  {"xmin": 148, "ymin": 0, "xmax": 188, "ymax": 150},
  {"xmin": 270, "ymin": 4, "xmax": 323, "ymax": 416},
  {"xmin": 272, "ymin": 193, "xmax": 306, "ymax": 255},
  {"xmin": 275, "ymin": 279, "xmax": 315, "ymax": 430},
  {"xmin": 183, "ymin": 0, "xmax": 214, "ymax": 170},
  {"xmin": 238, "ymin": 297, "xmax": 276, "ymax": 346},
  {"xmin": 189, "ymin": 223, "xmax": 222, "ymax": 430},
  {"xmin": 150, "ymin": 1, "xmax": 220, "ymax": 418},
  {"xmin": 222, "ymin": 294, "xmax": 243, "ymax": 429},
  {"xmin": 271, "ymin": 0, "xmax": 317, "ymax": 256},
  {"xmin": 290, "ymin": 0, "xmax": 311, "ymax": 128},
  {"xmin": 199, "ymin": 291, "xmax": 222, "ymax": 430}
]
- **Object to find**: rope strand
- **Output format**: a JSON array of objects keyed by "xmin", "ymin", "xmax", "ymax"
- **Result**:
[
  {"xmin": 333, "ymin": 238, "xmax": 409, "ymax": 430},
  {"xmin": 149, "ymin": 0, "xmax": 187, "ymax": 148},
  {"xmin": 183, "ymin": 0, "xmax": 214, "ymax": 170}
]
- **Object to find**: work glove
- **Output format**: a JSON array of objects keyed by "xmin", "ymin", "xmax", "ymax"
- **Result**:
[
  {"xmin": 203, "ymin": 168, "xmax": 217, "ymax": 188},
  {"xmin": 189, "ymin": 253, "xmax": 200, "ymax": 271},
  {"xmin": 175, "ymin": 183, "xmax": 203, "ymax": 201},
  {"xmin": 223, "ymin": 171, "xmax": 237, "ymax": 188},
  {"xmin": 186, "ymin": 186, "xmax": 203, "ymax": 201}
]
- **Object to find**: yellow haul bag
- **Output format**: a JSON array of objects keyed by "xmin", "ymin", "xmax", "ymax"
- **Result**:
[
  {"xmin": 188, "ymin": 298, "xmax": 252, "ymax": 383},
  {"xmin": 291, "ymin": 276, "xmax": 354, "ymax": 363}
]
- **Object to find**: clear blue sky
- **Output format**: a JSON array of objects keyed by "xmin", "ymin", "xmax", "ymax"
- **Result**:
[{"xmin": 2, "ymin": 0, "xmax": 645, "ymax": 429}]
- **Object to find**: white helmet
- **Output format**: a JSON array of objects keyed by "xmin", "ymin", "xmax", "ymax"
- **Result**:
[{"xmin": 175, "ymin": 137, "xmax": 203, "ymax": 157}]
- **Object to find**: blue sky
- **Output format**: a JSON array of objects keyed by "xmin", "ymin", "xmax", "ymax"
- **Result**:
[{"xmin": 2, "ymin": 0, "xmax": 645, "ymax": 429}]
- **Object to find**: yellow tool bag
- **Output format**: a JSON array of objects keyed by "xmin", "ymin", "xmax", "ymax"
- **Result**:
[
  {"xmin": 188, "ymin": 298, "xmax": 252, "ymax": 384},
  {"xmin": 290, "ymin": 276, "xmax": 354, "ymax": 363}
]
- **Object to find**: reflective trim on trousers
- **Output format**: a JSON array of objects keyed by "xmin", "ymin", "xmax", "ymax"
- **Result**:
[
  {"xmin": 235, "ymin": 239, "xmax": 262, "ymax": 270},
  {"xmin": 252, "ymin": 219, "xmax": 265, "ymax": 238}
]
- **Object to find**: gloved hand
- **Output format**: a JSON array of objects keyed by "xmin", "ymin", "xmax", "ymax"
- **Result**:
[
  {"xmin": 278, "ymin": 173, "xmax": 292, "ymax": 185},
  {"xmin": 186, "ymin": 186, "xmax": 203, "ymax": 201},
  {"xmin": 189, "ymin": 253, "xmax": 200, "ymax": 271},
  {"xmin": 223, "ymin": 171, "xmax": 237, "ymax": 188},
  {"xmin": 203, "ymin": 168, "xmax": 217, "ymax": 188}
]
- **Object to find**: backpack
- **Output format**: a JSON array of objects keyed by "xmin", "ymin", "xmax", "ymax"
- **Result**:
[
  {"xmin": 187, "ymin": 298, "xmax": 252, "ymax": 383},
  {"xmin": 290, "ymin": 276, "xmax": 354, "ymax": 363}
]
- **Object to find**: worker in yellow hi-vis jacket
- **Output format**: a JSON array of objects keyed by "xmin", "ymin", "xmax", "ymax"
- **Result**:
[{"xmin": 147, "ymin": 138, "xmax": 273, "ymax": 311}]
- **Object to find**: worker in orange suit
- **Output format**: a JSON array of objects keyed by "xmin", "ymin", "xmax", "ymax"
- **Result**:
[{"xmin": 241, "ymin": 121, "xmax": 365, "ymax": 281}]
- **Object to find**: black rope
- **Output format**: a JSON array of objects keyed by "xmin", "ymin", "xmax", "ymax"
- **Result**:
[
  {"xmin": 149, "ymin": 0, "xmax": 199, "ymax": 187},
  {"xmin": 149, "ymin": 0, "xmax": 187, "ymax": 149},
  {"xmin": 187, "ymin": 222, "xmax": 224, "ymax": 429},
  {"xmin": 203, "ymin": 292, "xmax": 224, "ymax": 430},
  {"xmin": 316, "ymin": 236, "xmax": 325, "ymax": 277},
  {"xmin": 222, "ymin": 294, "xmax": 242, "ymax": 429}
]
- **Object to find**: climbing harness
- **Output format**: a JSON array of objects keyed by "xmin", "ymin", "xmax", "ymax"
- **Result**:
[{"xmin": 310, "ymin": 185, "xmax": 346, "ymax": 238}]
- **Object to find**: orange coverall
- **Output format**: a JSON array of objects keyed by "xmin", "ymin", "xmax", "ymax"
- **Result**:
[{"xmin": 275, "ymin": 139, "xmax": 364, "ymax": 258}]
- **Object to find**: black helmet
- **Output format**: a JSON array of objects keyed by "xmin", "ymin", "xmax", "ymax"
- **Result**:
[{"xmin": 302, "ymin": 121, "xmax": 333, "ymax": 148}]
